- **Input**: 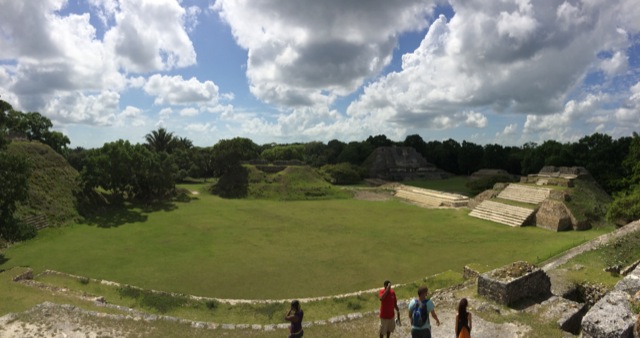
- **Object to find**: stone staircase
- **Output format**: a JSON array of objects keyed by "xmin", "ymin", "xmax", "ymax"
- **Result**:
[
  {"xmin": 469, "ymin": 200, "xmax": 535, "ymax": 227},
  {"xmin": 497, "ymin": 184, "xmax": 550, "ymax": 204},
  {"xmin": 394, "ymin": 185, "xmax": 468, "ymax": 208}
]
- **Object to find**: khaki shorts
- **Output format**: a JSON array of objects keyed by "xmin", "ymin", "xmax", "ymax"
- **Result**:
[{"xmin": 379, "ymin": 318, "xmax": 396, "ymax": 334}]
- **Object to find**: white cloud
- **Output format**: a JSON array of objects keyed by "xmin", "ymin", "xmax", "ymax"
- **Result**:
[
  {"xmin": 42, "ymin": 91, "xmax": 121, "ymax": 126},
  {"xmin": 345, "ymin": 0, "xmax": 640, "ymax": 139},
  {"xmin": 103, "ymin": 0, "xmax": 196, "ymax": 73},
  {"xmin": 498, "ymin": 123, "xmax": 518, "ymax": 137},
  {"xmin": 179, "ymin": 107, "xmax": 199, "ymax": 117},
  {"xmin": 158, "ymin": 107, "xmax": 173, "ymax": 118},
  {"xmin": 144, "ymin": 74, "xmax": 222, "ymax": 106},
  {"xmin": 185, "ymin": 122, "xmax": 214, "ymax": 133},
  {"xmin": 600, "ymin": 51, "xmax": 628, "ymax": 76},
  {"xmin": 213, "ymin": 0, "xmax": 435, "ymax": 107},
  {"xmin": 464, "ymin": 111, "xmax": 487, "ymax": 128}
]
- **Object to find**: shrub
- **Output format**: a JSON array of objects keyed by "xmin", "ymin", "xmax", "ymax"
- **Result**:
[{"xmin": 606, "ymin": 189, "xmax": 640, "ymax": 226}]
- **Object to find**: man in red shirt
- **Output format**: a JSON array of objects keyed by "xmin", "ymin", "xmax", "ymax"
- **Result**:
[{"xmin": 379, "ymin": 279, "xmax": 401, "ymax": 338}]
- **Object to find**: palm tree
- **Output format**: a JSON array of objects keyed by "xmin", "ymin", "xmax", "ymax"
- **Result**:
[{"xmin": 144, "ymin": 128, "xmax": 175, "ymax": 153}]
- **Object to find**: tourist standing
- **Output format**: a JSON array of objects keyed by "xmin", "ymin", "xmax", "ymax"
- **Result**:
[
  {"xmin": 284, "ymin": 300, "xmax": 304, "ymax": 338},
  {"xmin": 378, "ymin": 280, "xmax": 401, "ymax": 338},
  {"xmin": 408, "ymin": 286, "xmax": 440, "ymax": 338},
  {"xmin": 455, "ymin": 298, "xmax": 472, "ymax": 338}
]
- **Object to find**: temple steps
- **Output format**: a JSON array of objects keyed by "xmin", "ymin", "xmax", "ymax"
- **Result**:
[{"xmin": 469, "ymin": 200, "xmax": 535, "ymax": 227}]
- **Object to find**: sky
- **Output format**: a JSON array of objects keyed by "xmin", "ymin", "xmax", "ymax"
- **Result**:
[{"xmin": 1, "ymin": 0, "xmax": 639, "ymax": 149}]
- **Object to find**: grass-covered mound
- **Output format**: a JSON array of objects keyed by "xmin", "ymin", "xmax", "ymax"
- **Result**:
[
  {"xmin": 564, "ymin": 177, "xmax": 612, "ymax": 227},
  {"xmin": 212, "ymin": 164, "xmax": 352, "ymax": 200},
  {"xmin": 7, "ymin": 141, "xmax": 80, "ymax": 225}
]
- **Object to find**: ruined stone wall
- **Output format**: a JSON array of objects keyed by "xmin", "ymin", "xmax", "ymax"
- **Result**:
[
  {"xmin": 534, "ymin": 200, "xmax": 573, "ymax": 232},
  {"xmin": 478, "ymin": 264, "xmax": 551, "ymax": 306}
]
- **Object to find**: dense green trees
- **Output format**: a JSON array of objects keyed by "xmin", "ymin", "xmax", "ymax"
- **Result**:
[
  {"xmin": 0, "ymin": 100, "xmax": 34, "ymax": 241},
  {"xmin": 607, "ymin": 133, "xmax": 640, "ymax": 224},
  {"xmin": 81, "ymin": 140, "xmax": 177, "ymax": 202}
]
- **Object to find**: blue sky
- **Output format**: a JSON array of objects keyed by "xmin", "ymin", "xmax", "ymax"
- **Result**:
[{"xmin": 1, "ymin": 0, "xmax": 639, "ymax": 148}]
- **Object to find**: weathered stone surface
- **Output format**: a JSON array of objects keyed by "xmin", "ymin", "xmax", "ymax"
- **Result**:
[
  {"xmin": 463, "ymin": 265, "xmax": 480, "ymax": 281},
  {"xmin": 478, "ymin": 261, "xmax": 551, "ymax": 306},
  {"xmin": 535, "ymin": 200, "xmax": 573, "ymax": 232},
  {"xmin": 615, "ymin": 264, "xmax": 640, "ymax": 295},
  {"xmin": 581, "ymin": 291, "xmax": 635, "ymax": 338},
  {"xmin": 526, "ymin": 296, "xmax": 586, "ymax": 335}
]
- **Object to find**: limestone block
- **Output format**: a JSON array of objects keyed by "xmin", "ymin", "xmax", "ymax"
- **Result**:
[{"xmin": 581, "ymin": 291, "xmax": 635, "ymax": 338}]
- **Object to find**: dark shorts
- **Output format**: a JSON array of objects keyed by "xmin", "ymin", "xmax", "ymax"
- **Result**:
[
  {"xmin": 289, "ymin": 330, "xmax": 304, "ymax": 338},
  {"xmin": 411, "ymin": 328, "xmax": 431, "ymax": 338}
]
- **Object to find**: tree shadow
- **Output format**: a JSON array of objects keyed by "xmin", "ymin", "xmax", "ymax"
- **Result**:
[
  {"xmin": 77, "ymin": 188, "xmax": 199, "ymax": 228},
  {"xmin": 80, "ymin": 205, "xmax": 148, "ymax": 228},
  {"xmin": 0, "ymin": 253, "xmax": 8, "ymax": 266}
]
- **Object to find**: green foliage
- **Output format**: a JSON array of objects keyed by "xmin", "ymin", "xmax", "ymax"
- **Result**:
[
  {"xmin": 211, "ymin": 137, "xmax": 260, "ymax": 176},
  {"xmin": 465, "ymin": 174, "xmax": 515, "ymax": 196},
  {"xmin": 144, "ymin": 128, "xmax": 176, "ymax": 153},
  {"xmin": 606, "ymin": 189, "xmax": 640, "ymax": 225},
  {"xmin": 260, "ymin": 144, "xmax": 305, "ymax": 162},
  {"xmin": 600, "ymin": 231, "xmax": 640, "ymax": 268},
  {"xmin": 81, "ymin": 140, "xmax": 177, "ymax": 202},
  {"xmin": 0, "ymin": 146, "xmax": 32, "ymax": 241},
  {"xmin": 320, "ymin": 163, "xmax": 362, "ymax": 185}
]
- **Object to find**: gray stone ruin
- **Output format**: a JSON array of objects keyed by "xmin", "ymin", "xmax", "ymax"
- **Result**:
[
  {"xmin": 477, "ymin": 261, "xmax": 551, "ymax": 306},
  {"xmin": 581, "ymin": 264, "xmax": 640, "ymax": 338}
]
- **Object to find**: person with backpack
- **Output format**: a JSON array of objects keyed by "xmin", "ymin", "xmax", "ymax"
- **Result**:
[
  {"xmin": 407, "ymin": 286, "xmax": 440, "ymax": 338},
  {"xmin": 378, "ymin": 280, "xmax": 401, "ymax": 338},
  {"xmin": 455, "ymin": 298, "xmax": 472, "ymax": 338},
  {"xmin": 284, "ymin": 300, "xmax": 304, "ymax": 338}
]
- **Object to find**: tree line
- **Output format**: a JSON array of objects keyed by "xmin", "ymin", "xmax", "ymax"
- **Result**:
[{"xmin": 1, "ymin": 99, "xmax": 640, "ymax": 241}]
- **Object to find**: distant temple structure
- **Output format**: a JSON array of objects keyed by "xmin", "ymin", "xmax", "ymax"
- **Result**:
[{"xmin": 364, "ymin": 146, "xmax": 449, "ymax": 181}]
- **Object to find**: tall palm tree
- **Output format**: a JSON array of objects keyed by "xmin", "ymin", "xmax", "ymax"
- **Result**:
[{"xmin": 144, "ymin": 128, "xmax": 175, "ymax": 153}]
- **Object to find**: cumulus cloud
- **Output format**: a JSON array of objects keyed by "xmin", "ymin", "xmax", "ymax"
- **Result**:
[
  {"xmin": 179, "ymin": 107, "xmax": 199, "ymax": 117},
  {"xmin": 347, "ymin": 0, "xmax": 639, "ymax": 136},
  {"xmin": 213, "ymin": 0, "xmax": 435, "ymax": 107},
  {"xmin": 0, "ymin": 0, "xmax": 196, "ymax": 114},
  {"xmin": 42, "ymin": 91, "xmax": 121, "ymax": 126},
  {"xmin": 143, "ymin": 74, "xmax": 223, "ymax": 106},
  {"xmin": 103, "ymin": 0, "xmax": 196, "ymax": 73}
]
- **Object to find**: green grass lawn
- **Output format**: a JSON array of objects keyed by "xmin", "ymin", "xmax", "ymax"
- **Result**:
[{"xmin": 1, "ymin": 184, "xmax": 608, "ymax": 303}]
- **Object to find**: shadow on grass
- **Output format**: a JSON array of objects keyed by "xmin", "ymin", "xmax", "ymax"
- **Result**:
[
  {"xmin": 81, "ymin": 205, "xmax": 149, "ymax": 228},
  {"xmin": 0, "ymin": 253, "xmax": 8, "ymax": 265},
  {"xmin": 77, "ymin": 189, "xmax": 198, "ymax": 228}
]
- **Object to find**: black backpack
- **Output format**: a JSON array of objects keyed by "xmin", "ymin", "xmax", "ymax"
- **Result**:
[{"xmin": 412, "ymin": 299, "xmax": 429, "ymax": 326}]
